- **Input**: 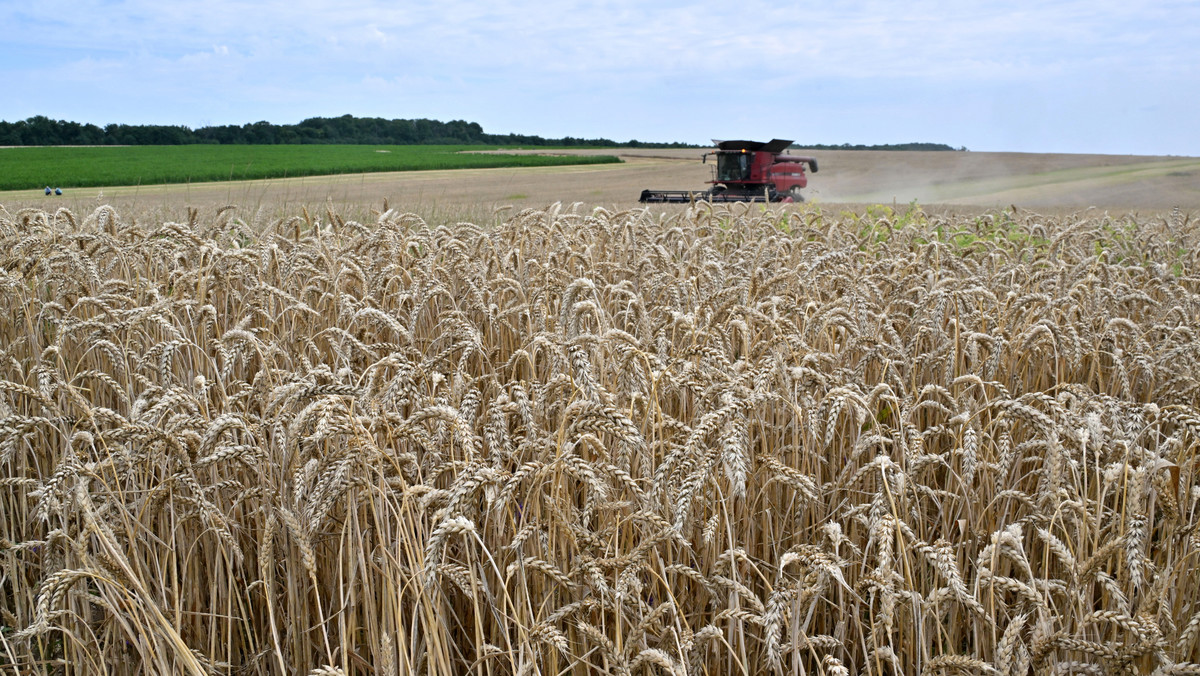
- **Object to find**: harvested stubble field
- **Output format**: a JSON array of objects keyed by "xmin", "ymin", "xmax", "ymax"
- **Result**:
[
  {"xmin": 1, "ymin": 200, "xmax": 1199, "ymax": 675},
  {"xmin": 5, "ymin": 147, "xmax": 1198, "ymax": 219}
]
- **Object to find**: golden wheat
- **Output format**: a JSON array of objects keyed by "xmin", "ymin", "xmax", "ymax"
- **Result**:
[{"xmin": 0, "ymin": 201, "xmax": 1197, "ymax": 674}]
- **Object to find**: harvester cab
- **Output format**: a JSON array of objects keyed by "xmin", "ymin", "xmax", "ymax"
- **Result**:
[{"xmin": 640, "ymin": 139, "xmax": 818, "ymax": 203}]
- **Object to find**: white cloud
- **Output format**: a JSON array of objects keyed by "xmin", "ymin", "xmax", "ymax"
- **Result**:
[{"xmin": 1, "ymin": 0, "xmax": 1198, "ymax": 153}]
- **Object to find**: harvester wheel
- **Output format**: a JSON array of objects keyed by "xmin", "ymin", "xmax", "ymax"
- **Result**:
[{"xmin": 788, "ymin": 187, "xmax": 805, "ymax": 202}]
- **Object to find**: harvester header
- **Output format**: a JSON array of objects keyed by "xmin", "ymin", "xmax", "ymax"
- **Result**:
[{"xmin": 639, "ymin": 139, "xmax": 818, "ymax": 203}]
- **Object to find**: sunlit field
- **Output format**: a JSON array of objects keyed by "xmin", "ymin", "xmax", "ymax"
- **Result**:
[{"xmin": 2, "ymin": 201, "xmax": 1198, "ymax": 674}]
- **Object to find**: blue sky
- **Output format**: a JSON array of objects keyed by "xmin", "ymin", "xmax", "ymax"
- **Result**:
[{"xmin": 2, "ymin": 0, "xmax": 1198, "ymax": 155}]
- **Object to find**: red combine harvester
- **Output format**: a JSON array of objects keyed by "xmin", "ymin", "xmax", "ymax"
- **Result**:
[{"xmin": 639, "ymin": 139, "xmax": 818, "ymax": 203}]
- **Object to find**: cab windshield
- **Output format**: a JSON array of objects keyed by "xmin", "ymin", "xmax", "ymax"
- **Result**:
[{"xmin": 716, "ymin": 153, "xmax": 751, "ymax": 182}]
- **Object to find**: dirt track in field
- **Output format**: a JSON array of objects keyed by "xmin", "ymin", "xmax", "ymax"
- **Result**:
[{"xmin": 3, "ymin": 147, "xmax": 1198, "ymax": 220}]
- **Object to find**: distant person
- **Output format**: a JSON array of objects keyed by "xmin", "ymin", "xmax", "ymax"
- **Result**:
[
  {"xmin": 54, "ymin": 188, "xmax": 62, "ymax": 195},
  {"xmin": 45, "ymin": 186, "xmax": 51, "ymax": 195}
]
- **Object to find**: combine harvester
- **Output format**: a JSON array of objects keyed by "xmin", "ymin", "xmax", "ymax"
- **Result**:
[{"xmin": 639, "ymin": 139, "xmax": 818, "ymax": 203}]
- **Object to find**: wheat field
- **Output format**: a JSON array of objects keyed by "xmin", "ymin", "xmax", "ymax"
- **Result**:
[{"xmin": 1, "ymin": 201, "xmax": 1198, "ymax": 675}]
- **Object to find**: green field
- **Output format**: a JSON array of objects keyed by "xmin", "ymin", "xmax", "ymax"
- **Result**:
[{"xmin": 0, "ymin": 144, "xmax": 621, "ymax": 190}]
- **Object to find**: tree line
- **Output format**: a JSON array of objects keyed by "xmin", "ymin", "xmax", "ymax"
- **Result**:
[
  {"xmin": 795, "ymin": 142, "xmax": 964, "ymax": 151},
  {"xmin": 1, "ymin": 116, "xmax": 962, "ymax": 150},
  {"xmin": 0, "ymin": 115, "xmax": 694, "ymax": 148}
]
